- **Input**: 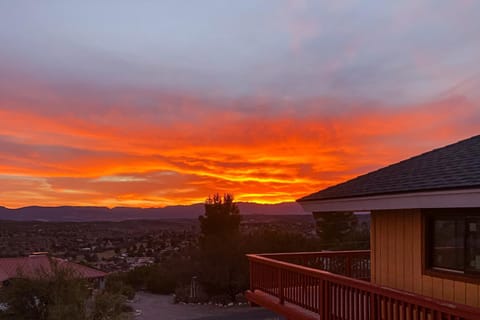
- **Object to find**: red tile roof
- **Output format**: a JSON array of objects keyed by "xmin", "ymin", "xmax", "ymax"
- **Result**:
[{"xmin": 0, "ymin": 255, "xmax": 106, "ymax": 282}]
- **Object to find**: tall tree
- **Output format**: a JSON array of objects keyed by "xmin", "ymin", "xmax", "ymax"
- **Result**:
[{"xmin": 198, "ymin": 193, "xmax": 243, "ymax": 300}]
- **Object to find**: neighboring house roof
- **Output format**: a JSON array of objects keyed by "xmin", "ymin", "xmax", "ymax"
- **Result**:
[
  {"xmin": 0, "ymin": 255, "xmax": 106, "ymax": 282},
  {"xmin": 298, "ymin": 135, "xmax": 480, "ymax": 202}
]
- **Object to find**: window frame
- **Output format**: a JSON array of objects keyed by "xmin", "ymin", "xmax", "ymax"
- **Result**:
[{"xmin": 423, "ymin": 208, "xmax": 480, "ymax": 284}]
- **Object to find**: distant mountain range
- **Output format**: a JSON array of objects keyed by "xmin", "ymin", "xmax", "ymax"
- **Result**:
[{"xmin": 0, "ymin": 202, "xmax": 306, "ymax": 222}]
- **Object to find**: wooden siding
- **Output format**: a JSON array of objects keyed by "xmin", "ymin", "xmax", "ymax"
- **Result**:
[{"xmin": 371, "ymin": 209, "xmax": 480, "ymax": 307}]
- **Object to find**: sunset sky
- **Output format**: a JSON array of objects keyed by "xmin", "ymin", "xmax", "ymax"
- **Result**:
[{"xmin": 0, "ymin": 1, "xmax": 479, "ymax": 208}]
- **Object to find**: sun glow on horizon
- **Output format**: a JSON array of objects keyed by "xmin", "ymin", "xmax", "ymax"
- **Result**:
[{"xmin": 0, "ymin": 96, "xmax": 477, "ymax": 209}]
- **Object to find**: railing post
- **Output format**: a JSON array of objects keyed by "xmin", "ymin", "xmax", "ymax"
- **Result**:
[
  {"xmin": 319, "ymin": 279, "xmax": 325, "ymax": 320},
  {"xmin": 279, "ymin": 269, "xmax": 284, "ymax": 305},
  {"xmin": 321, "ymin": 280, "xmax": 331, "ymax": 320}
]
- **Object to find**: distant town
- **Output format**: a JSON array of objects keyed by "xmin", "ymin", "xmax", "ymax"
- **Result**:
[{"xmin": 0, "ymin": 215, "xmax": 318, "ymax": 273}]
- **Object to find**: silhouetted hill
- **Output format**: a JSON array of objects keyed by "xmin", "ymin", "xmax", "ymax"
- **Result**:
[{"xmin": 0, "ymin": 202, "xmax": 305, "ymax": 222}]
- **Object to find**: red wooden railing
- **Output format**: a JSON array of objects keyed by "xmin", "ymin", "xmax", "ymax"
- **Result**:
[
  {"xmin": 258, "ymin": 250, "xmax": 371, "ymax": 281},
  {"xmin": 247, "ymin": 251, "xmax": 480, "ymax": 320}
]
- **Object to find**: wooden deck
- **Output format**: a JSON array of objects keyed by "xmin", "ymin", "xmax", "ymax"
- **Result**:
[{"xmin": 246, "ymin": 251, "xmax": 480, "ymax": 320}]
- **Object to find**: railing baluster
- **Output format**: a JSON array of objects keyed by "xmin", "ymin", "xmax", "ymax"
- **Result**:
[
  {"xmin": 369, "ymin": 292, "xmax": 374, "ymax": 320},
  {"xmin": 346, "ymin": 254, "xmax": 352, "ymax": 278},
  {"xmin": 278, "ymin": 267, "xmax": 284, "ymax": 305}
]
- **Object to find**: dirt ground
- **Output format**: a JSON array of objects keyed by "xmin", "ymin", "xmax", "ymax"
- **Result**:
[{"xmin": 129, "ymin": 291, "xmax": 284, "ymax": 320}]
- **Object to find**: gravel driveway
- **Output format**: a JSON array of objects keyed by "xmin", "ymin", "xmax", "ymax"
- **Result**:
[{"xmin": 130, "ymin": 292, "xmax": 283, "ymax": 320}]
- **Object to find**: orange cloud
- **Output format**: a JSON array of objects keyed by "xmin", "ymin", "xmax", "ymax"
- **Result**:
[{"xmin": 0, "ymin": 84, "xmax": 478, "ymax": 208}]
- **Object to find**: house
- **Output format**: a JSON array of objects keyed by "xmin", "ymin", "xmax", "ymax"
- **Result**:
[
  {"xmin": 0, "ymin": 254, "xmax": 107, "ymax": 289},
  {"xmin": 246, "ymin": 135, "xmax": 480, "ymax": 320}
]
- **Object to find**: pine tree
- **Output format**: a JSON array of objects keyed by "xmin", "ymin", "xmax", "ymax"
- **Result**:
[{"xmin": 198, "ymin": 193, "xmax": 243, "ymax": 301}]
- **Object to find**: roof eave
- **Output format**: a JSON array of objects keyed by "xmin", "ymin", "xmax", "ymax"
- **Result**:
[{"xmin": 298, "ymin": 188, "xmax": 480, "ymax": 213}]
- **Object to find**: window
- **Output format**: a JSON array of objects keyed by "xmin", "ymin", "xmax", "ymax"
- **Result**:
[
  {"xmin": 431, "ymin": 218, "xmax": 465, "ymax": 271},
  {"xmin": 466, "ymin": 218, "xmax": 480, "ymax": 272},
  {"xmin": 426, "ymin": 210, "xmax": 480, "ymax": 277}
]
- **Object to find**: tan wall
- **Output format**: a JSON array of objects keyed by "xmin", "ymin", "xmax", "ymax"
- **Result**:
[{"xmin": 371, "ymin": 209, "xmax": 480, "ymax": 307}]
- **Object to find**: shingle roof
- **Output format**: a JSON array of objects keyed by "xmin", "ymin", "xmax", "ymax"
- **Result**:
[
  {"xmin": 0, "ymin": 255, "xmax": 106, "ymax": 282},
  {"xmin": 298, "ymin": 135, "xmax": 480, "ymax": 202}
]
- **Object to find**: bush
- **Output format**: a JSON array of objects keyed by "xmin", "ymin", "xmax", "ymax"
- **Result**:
[
  {"xmin": 115, "ymin": 256, "xmax": 196, "ymax": 296},
  {"xmin": 90, "ymin": 292, "xmax": 126, "ymax": 320},
  {"xmin": 105, "ymin": 275, "xmax": 135, "ymax": 300}
]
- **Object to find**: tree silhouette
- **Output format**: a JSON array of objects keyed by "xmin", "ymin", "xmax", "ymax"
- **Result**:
[
  {"xmin": 198, "ymin": 193, "xmax": 242, "ymax": 300},
  {"xmin": 199, "ymin": 193, "xmax": 241, "ymax": 240}
]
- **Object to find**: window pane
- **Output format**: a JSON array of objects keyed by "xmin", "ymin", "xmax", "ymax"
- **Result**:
[
  {"xmin": 466, "ymin": 218, "xmax": 480, "ymax": 272},
  {"xmin": 432, "ymin": 219, "xmax": 464, "ymax": 271}
]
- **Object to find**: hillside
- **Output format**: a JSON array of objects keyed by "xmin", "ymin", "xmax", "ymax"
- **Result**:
[{"xmin": 0, "ymin": 202, "xmax": 305, "ymax": 222}]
